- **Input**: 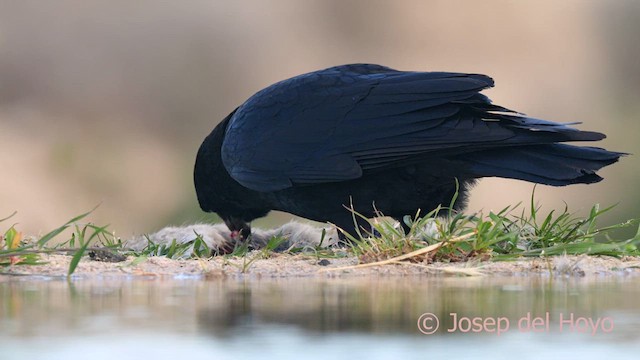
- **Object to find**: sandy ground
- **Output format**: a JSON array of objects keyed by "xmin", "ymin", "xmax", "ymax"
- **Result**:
[
  {"xmin": 3, "ymin": 222, "xmax": 640, "ymax": 279},
  {"xmin": 2, "ymin": 253, "xmax": 640, "ymax": 280}
]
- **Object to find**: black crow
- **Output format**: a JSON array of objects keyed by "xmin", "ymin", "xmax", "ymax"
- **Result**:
[{"xmin": 194, "ymin": 64, "xmax": 623, "ymax": 243}]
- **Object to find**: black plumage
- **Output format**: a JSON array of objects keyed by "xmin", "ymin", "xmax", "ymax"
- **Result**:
[{"xmin": 194, "ymin": 64, "xmax": 623, "ymax": 242}]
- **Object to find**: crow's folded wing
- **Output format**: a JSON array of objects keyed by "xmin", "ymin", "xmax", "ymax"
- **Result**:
[{"xmin": 221, "ymin": 64, "xmax": 603, "ymax": 192}]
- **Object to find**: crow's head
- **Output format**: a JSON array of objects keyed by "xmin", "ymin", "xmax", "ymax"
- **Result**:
[{"xmin": 194, "ymin": 109, "xmax": 271, "ymax": 242}]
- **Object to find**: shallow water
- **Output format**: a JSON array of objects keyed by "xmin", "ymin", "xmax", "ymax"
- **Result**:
[{"xmin": 2, "ymin": 275, "xmax": 640, "ymax": 359}]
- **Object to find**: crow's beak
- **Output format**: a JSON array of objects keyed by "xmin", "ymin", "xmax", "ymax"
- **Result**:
[{"xmin": 223, "ymin": 216, "xmax": 251, "ymax": 240}]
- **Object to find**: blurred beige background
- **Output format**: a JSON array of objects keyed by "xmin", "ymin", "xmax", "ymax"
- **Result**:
[{"xmin": 1, "ymin": 0, "xmax": 638, "ymax": 238}]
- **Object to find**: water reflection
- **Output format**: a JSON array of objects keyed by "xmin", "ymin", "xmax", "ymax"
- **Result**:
[
  {"xmin": 197, "ymin": 277, "xmax": 640, "ymax": 337},
  {"xmin": 2, "ymin": 275, "xmax": 640, "ymax": 339}
]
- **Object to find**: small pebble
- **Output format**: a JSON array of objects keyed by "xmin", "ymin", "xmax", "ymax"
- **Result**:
[{"xmin": 88, "ymin": 249, "xmax": 127, "ymax": 263}]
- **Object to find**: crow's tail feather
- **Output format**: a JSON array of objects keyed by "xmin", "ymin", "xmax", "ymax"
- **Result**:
[{"xmin": 464, "ymin": 144, "xmax": 625, "ymax": 186}]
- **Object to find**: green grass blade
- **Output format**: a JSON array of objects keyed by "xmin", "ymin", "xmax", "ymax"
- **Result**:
[
  {"xmin": 38, "ymin": 206, "xmax": 99, "ymax": 247},
  {"xmin": 67, "ymin": 236, "xmax": 93, "ymax": 276}
]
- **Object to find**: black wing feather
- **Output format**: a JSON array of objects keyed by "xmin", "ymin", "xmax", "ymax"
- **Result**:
[{"xmin": 221, "ymin": 64, "xmax": 613, "ymax": 192}]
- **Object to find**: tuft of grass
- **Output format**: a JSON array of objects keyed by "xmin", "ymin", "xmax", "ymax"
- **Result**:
[
  {"xmin": 1, "ymin": 208, "xmax": 122, "ymax": 275},
  {"xmin": 340, "ymin": 188, "xmax": 639, "ymax": 266},
  {"xmin": 133, "ymin": 231, "xmax": 211, "ymax": 259}
]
